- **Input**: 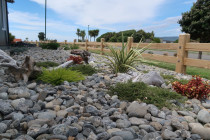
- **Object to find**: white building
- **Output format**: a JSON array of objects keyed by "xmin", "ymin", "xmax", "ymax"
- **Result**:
[{"xmin": 0, "ymin": 0, "xmax": 14, "ymax": 46}]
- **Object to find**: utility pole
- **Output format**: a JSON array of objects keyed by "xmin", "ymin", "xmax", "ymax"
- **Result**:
[
  {"xmin": 45, "ymin": 0, "xmax": 47, "ymax": 40},
  {"xmin": 88, "ymin": 25, "xmax": 89, "ymax": 41}
]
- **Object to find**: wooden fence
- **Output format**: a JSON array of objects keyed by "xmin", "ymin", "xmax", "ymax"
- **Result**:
[{"xmin": 30, "ymin": 34, "xmax": 210, "ymax": 74}]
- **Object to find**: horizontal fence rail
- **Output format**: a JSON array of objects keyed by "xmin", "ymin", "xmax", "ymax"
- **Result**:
[{"xmin": 29, "ymin": 34, "xmax": 210, "ymax": 74}]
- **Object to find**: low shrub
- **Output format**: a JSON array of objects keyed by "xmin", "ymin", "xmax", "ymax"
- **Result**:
[
  {"xmin": 36, "ymin": 61, "xmax": 59, "ymax": 68},
  {"xmin": 163, "ymin": 53, "xmax": 168, "ymax": 56},
  {"xmin": 161, "ymin": 74, "xmax": 189, "ymax": 85},
  {"xmin": 10, "ymin": 48, "xmax": 28, "ymax": 55},
  {"xmin": 69, "ymin": 65, "xmax": 97, "ymax": 75},
  {"xmin": 172, "ymin": 75, "xmax": 210, "ymax": 100},
  {"xmin": 37, "ymin": 68, "xmax": 85, "ymax": 85},
  {"xmin": 70, "ymin": 44, "xmax": 79, "ymax": 50},
  {"xmin": 41, "ymin": 43, "xmax": 60, "ymax": 50},
  {"xmin": 148, "ymin": 51, "xmax": 154, "ymax": 54},
  {"xmin": 108, "ymin": 81, "xmax": 186, "ymax": 109},
  {"xmin": 67, "ymin": 56, "xmax": 83, "ymax": 64}
]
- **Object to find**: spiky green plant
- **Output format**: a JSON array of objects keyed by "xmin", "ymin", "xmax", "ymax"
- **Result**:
[
  {"xmin": 103, "ymin": 35, "xmax": 149, "ymax": 73},
  {"xmin": 37, "ymin": 68, "xmax": 85, "ymax": 85}
]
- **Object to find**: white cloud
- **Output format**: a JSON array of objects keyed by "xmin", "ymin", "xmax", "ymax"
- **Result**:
[
  {"xmin": 30, "ymin": 0, "xmax": 166, "ymax": 27},
  {"xmin": 8, "ymin": 9, "xmax": 78, "ymax": 41}
]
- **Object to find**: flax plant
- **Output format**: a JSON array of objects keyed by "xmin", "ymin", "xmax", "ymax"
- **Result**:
[{"xmin": 103, "ymin": 35, "xmax": 150, "ymax": 74}]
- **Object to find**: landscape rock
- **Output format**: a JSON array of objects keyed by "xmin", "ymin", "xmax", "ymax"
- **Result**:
[
  {"xmin": 0, "ymin": 100, "xmax": 14, "ymax": 115},
  {"xmin": 189, "ymin": 123, "xmax": 210, "ymax": 139},
  {"xmin": 126, "ymin": 102, "xmax": 148, "ymax": 118},
  {"xmin": 197, "ymin": 109, "xmax": 210, "ymax": 123},
  {"xmin": 141, "ymin": 71, "xmax": 165, "ymax": 87}
]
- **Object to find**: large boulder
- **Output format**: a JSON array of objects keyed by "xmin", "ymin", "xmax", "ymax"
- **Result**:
[
  {"xmin": 126, "ymin": 102, "xmax": 148, "ymax": 118},
  {"xmin": 189, "ymin": 123, "xmax": 210, "ymax": 139},
  {"xmin": 197, "ymin": 109, "xmax": 210, "ymax": 124},
  {"xmin": 141, "ymin": 71, "xmax": 165, "ymax": 87}
]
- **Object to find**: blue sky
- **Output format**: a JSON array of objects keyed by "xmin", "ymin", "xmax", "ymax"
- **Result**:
[{"xmin": 8, "ymin": 0, "xmax": 196, "ymax": 42}]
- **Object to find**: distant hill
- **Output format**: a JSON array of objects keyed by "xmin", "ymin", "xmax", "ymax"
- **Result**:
[{"xmin": 157, "ymin": 36, "xmax": 179, "ymax": 42}]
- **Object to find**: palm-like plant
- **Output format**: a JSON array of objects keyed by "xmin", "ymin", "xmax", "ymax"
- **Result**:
[
  {"xmin": 76, "ymin": 28, "xmax": 81, "ymax": 41},
  {"xmin": 80, "ymin": 30, "xmax": 86, "ymax": 42},
  {"xmin": 103, "ymin": 35, "xmax": 149, "ymax": 74}
]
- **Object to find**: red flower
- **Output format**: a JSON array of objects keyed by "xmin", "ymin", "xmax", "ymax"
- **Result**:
[
  {"xmin": 67, "ymin": 56, "xmax": 83, "ymax": 64},
  {"xmin": 172, "ymin": 75, "xmax": 210, "ymax": 100}
]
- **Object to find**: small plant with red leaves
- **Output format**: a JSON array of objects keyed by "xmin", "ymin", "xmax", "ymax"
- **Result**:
[
  {"xmin": 172, "ymin": 75, "xmax": 210, "ymax": 100},
  {"xmin": 67, "ymin": 55, "xmax": 83, "ymax": 64}
]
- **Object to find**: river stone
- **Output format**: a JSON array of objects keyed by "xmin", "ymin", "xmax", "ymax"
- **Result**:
[
  {"xmin": 197, "ymin": 109, "xmax": 210, "ymax": 123},
  {"xmin": 0, "ymin": 100, "xmax": 14, "ymax": 115},
  {"xmin": 107, "ymin": 128, "xmax": 121, "ymax": 135},
  {"xmin": 202, "ymin": 103, "xmax": 210, "ymax": 109},
  {"xmin": 112, "ymin": 131, "xmax": 134, "ymax": 140},
  {"xmin": 142, "ymin": 132, "xmax": 162, "ymax": 140},
  {"xmin": 8, "ymin": 87, "xmax": 30, "ymax": 99},
  {"xmin": 85, "ymin": 105, "xmax": 98, "ymax": 115},
  {"xmin": 129, "ymin": 117, "xmax": 145, "ymax": 125},
  {"xmin": 56, "ymin": 110, "xmax": 68, "ymax": 118},
  {"xmin": 126, "ymin": 102, "xmax": 148, "ymax": 118},
  {"xmin": 0, "ymin": 123, "xmax": 7, "ymax": 133},
  {"xmin": 141, "ymin": 71, "xmax": 165, "ymax": 87},
  {"xmin": 14, "ymin": 135, "xmax": 34, "ymax": 140},
  {"xmin": 109, "ymin": 136, "xmax": 123, "ymax": 140},
  {"xmin": 161, "ymin": 129, "xmax": 178, "ymax": 139},
  {"xmin": 53, "ymin": 124, "xmax": 70, "ymax": 136},
  {"xmin": 36, "ymin": 111, "xmax": 56, "ymax": 120},
  {"xmin": 27, "ymin": 83, "xmax": 37, "ymax": 89},
  {"xmin": 0, "ymin": 92, "xmax": 8, "ymax": 100},
  {"xmin": 189, "ymin": 123, "xmax": 210, "ymax": 139},
  {"xmin": 116, "ymin": 119, "xmax": 131, "ymax": 128}
]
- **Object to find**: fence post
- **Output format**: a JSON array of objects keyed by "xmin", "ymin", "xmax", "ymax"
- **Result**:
[
  {"xmin": 127, "ymin": 37, "xmax": 133, "ymax": 51},
  {"xmin": 73, "ymin": 39, "xmax": 76, "ymax": 45},
  {"xmin": 100, "ymin": 38, "xmax": 105, "ymax": 55},
  {"xmin": 65, "ymin": 40, "xmax": 67, "ymax": 45},
  {"xmin": 35, "ymin": 40, "xmax": 39, "ymax": 47},
  {"xmin": 85, "ymin": 39, "xmax": 88, "ymax": 51},
  {"xmin": 175, "ymin": 34, "xmax": 190, "ymax": 74}
]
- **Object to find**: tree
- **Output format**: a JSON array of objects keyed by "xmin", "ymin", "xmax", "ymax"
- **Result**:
[
  {"xmin": 178, "ymin": 0, "xmax": 210, "ymax": 59},
  {"xmin": 88, "ymin": 30, "xmax": 94, "ymax": 41},
  {"xmin": 80, "ymin": 30, "xmax": 86, "ymax": 42},
  {"xmin": 89, "ymin": 29, "xmax": 99, "ymax": 41},
  {"xmin": 9, "ymin": 33, "xmax": 15, "ymax": 44},
  {"xmin": 25, "ymin": 37, "xmax": 29, "ymax": 42},
  {"xmin": 38, "ymin": 32, "xmax": 45, "ymax": 41},
  {"xmin": 76, "ymin": 28, "xmax": 81, "ymax": 41}
]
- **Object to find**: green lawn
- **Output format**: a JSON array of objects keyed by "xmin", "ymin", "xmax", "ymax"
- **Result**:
[{"xmin": 141, "ymin": 60, "xmax": 210, "ymax": 79}]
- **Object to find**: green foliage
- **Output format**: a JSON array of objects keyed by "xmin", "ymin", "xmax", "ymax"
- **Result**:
[
  {"xmin": 161, "ymin": 74, "xmax": 189, "ymax": 85},
  {"xmin": 38, "ymin": 68, "xmax": 85, "ymax": 85},
  {"xmin": 152, "ymin": 37, "xmax": 161, "ymax": 43},
  {"xmin": 89, "ymin": 29, "xmax": 100, "ymax": 41},
  {"xmin": 76, "ymin": 28, "xmax": 81, "ymax": 41},
  {"xmin": 97, "ymin": 29, "xmax": 154, "ymax": 43},
  {"xmin": 41, "ymin": 43, "xmax": 60, "ymax": 50},
  {"xmin": 103, "ymin": 35, "xmax": 148, "ymax": 73},
  {"xmin": 70, "ymin": 44, "xmax": 79, "ymax": 49},
  {"xmin": 9, "ymin": 48, "xmax": 28, "ymax": 55},
  {"xmin": 36, "ymin": 61, "xmax": 59, "ymax": 68},
  {"xmin": 69, "ymin": 65, "xmax": 97, "ymax": 75},
  {"xmin": 80, "ymin": 30, "xmax": 86, "ymax": 42},
  {"xmin": 174, "ymin": 39, "xmax": 179, "ymax": 43},
  {"xmin": 38, "ymin": 32, "xmax": 45, "ymax": 41},
  {"xmin": 9, "ymin": 33, "xmax": 15, "ymax": 44},
  {"xmin": 108, "ymin": 81, "xmax": 186, "ymax": 109},
  {"xmin": 178, "ymin": 0, "xmax": 210, "ymax": 43}
]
